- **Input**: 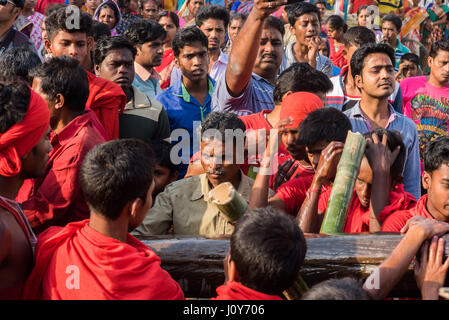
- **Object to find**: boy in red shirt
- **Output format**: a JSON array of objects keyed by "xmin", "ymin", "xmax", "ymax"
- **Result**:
[
  {"xmin": 24, "ymin": 139, "xmax": 184, "ymax": 300},
  {"xmin": 212, "ymin": 207, "xmax": 306, "ymax": 300},
  {"xmin": 383, "ymin": 136, "xmax": 449, "ymax": 232},
  {"xmin": 17, "ymin": 57, "xmax": 107, "ymax": 234}
]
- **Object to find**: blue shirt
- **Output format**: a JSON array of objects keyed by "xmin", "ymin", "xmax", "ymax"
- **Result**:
[
  {"xmin": 344, "ymin": 101, "xmax": 421, "ymax": 200},
  {"xmin": 212, "ymin": 72, "xmax": 275, "ymax": 116},
  {"xmin": 156, "ymin": 76, "xmax": 214, "ymax": 178},
  {"xmin": 133, "ymin": 74, "xmax": 162, "ymax": 99}
]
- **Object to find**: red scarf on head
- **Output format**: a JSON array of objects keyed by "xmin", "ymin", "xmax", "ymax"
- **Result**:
[
  {"xmin": 0, "ymin": 88, "xmax": 50, "ymax": 177},
  {"xmin": 23, "ymin": 219, "xmax": 185, "ymax": 300},
  {"xmin": 212, "ymin": 281, "xmax": 283, "ymax": 300},
  {"xmin": 279, "ymin": 92, "xmax": 323, "ymax": 129}
]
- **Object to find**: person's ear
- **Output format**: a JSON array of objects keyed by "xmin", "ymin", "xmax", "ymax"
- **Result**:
[
  {"xmin": 94, "ymin": 63, "xmax": 101, "ymax": 76},
  {"xmin": 289, "ymin": 24, "xmax": 295, "ymax": 36},
  {"xmin": 422, "ymin": 171, "xmax": 431, "ymax": 191},
  {"xmin": 174, "ymin": 56, "xmax": 180, "ymax": 68},
  {"xmin": 354, "ymin": 74, "xmax": 363, "ymax": 89},
  {"xmin": 342, "ymin": 47, "xmax": 348, "ymax": 60},
  {"xmin": 428, "ymin": 56, "xmax": 433, "ymax": 69},
  {"xmin": 54, "ymin": 93, "xmax": 65, "ymax": 110},
  {"xmin": 44, "ymin": 38, "xmax": 53, "ymax": 55},
  {"xmin": 135, "ymin": 45, "xmax": 142, "ymax": 58},
  {"xmin": 128, "ymin": 197, "xmax": 144, "ymax": 225},
  {"xmin": 227, "ymin": 258, "xmax": 240, "ymax": 283},
  {"xmin": 87, "ymin": 36, "xmax": 95, "ymax": 52},
  {"xmin": 281, "ymin": 90, "xmax": 293, "ymax": 103}
]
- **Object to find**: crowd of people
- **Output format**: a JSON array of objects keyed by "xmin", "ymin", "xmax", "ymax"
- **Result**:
[{"xmin": 1, "ymin": 0, "xmax": 449, "ymax": 302}]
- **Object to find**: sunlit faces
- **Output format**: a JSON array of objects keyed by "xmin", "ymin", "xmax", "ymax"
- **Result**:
[
  {"xmin": 135, "ymin": 36, "xmax": 165, "ymax": 68},
  {"xmin": 228, "ymin": 17, "xmax": 245, "ymax": 42},
  {"xmin": 174, "ymin": 42, "xmax": 208, "ymax": 82},
  {"xmin": 428, "ymin": 49, "xmax": 449, "ymax": 86},
  {"xmin": 355, "ymin": 53, "xmax": 395, "ymax": 99},
  {"xmin": 290, "ymin": 13, "xmax": 321, "ymax": 46},
  {"xmin": 423, "ymin": 164, "xmax": 449, "ymax": 222},
  {"xmin": 158, "ymin": 15, "xmax": 178, "ymax": 45},
  {"xmin": 187, "ymin": 0, "xmax": 203, "ymax": 18},
  {"xmin": 98, "ymin": 6, "xmax": 117, "ymax": 30},
  {"xmin": 198, "ymin": 18, "xmax": 226, "ymax": 53},
  {"xmin": 45, "ymin": 30, "xmax": 89, "ymax": 63},
  {"xmin": 381, "ymin": 21, "xmax": 398, "ymax": 45},
  {"xmin": 95, "ymin": 48, "xmax": 135, "ymax": 87},
  {"xmin": 253, "ymin": 27, "xmax": 283, "ymax": 77},
  {"xmin": 357, "ymin": 8, "xmax": 369, "ymax": 27},
  {"xmin": 400, "ymin": 60, "xmax": 419, "ymax": 78},
  {"xmin": 141, "ymin": 0, "xmax": 159, "ymax": 20}
]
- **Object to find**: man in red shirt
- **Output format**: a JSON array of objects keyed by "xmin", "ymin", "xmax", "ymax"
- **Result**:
[
  {"xmin": 383, "ymin": 136, "xmax": 449, "ymax": 232},
  {"xmin": 17, "ymin": 57, "xmax": 107, "ymax": 234},
  {"xmin": 43, "ymin": 7, "xmax": 126, "ymax": 140},
  {"xmin": 0, "ymin": 79, "xmax": 51, "ymax": 299}
]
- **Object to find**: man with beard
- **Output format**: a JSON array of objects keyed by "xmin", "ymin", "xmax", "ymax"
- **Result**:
[
  {"xmin": 132, "ymin": 112, "xmax": 272, "ymax": 237},
  {"xmin": 212, "ymin": 0, "xmax": 286, "ymax": 116},
  {"xmin": 124, "ymin": 19, "xmax": 166, "ymax": 99},
  {"xmin": 93, "ymin": 36, "xmax": 170, "ymax": 143},
  {"xmin": 344, "ymin": 43, "xmax": 420, "ymax": 200}
]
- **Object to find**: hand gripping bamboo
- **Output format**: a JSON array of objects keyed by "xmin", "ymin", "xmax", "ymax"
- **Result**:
[{"xmin": 209, "ymin": 182, "xmax": 249, "ymax": 223}]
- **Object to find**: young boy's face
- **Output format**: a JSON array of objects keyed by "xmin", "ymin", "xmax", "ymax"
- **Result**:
[
  {"xmin": 423, "ymin": 164, "xmax": 449, "ymax": 222},
  {"xmin": 45, "ymin": 30, "xmax": 89, "ymax": 64},
  {"xmin": 305, "ymin": 140, "xmax": 329, "ymax": 170},
  {"xmin": 355, "ymin": 157, "xmax": 373, "ymax": 208},
  {"xmin": 153, "ymin": 163, "xmax": 177, "ymax": 197},
  {"xmin": 400, "ymin": 60, "xmax": 419, "ymax": 78}
]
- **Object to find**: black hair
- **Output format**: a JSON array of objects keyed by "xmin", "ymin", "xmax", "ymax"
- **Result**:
[
  {"xmin": 44, "ymin": 3, "xmax": 67, "ymax": 16},
  {"xmin": 363, "ymin": 128, "xmax": 406, "ymax": 180},
  {"xmin": 357, "ymin": 5, "xmax": 368, "ymax": 16},
  {"xmin": 430, "ymin": 39, "xmax": 449, "ymax": 58},
  {"xmin": 343, "ymin": 26, "xmax": 376, "ymax": 47},
  {"xmin": 30, "ymin": 56, "xmax": 89, "ymax": 113},
  {"xmin": 273, "ymin": 62, "xmax": 333, "ymax": 105},
  {"xmin": 172, "ymin": 26, "xmax": 208, "ymax": 57},
  {"xmin": 93, "ymin": 36, "xmax": 137, "ymax": 65},
  {"xmin": 288, "ymin": 2, "xmax": 321, "ymax": 27},
  {"xmin": 230, "ymin": 207, "xmax": 307, "ymax": 295},
  {"xmin": 315, "ymin": 0, "xmax": 326, "ymax": 6},
  {"xmin": 297, "ymin": 108, "xmax": 352, "ymax": 147},
  {"xmin": 195, "ymin": 4, "xmax": 230, "ymax": 29},
  {"xmin": 140, "ymin": 0, "xmax": 160, "ymax": 9},
  {"xmin": 230, "ymin": 12, "xmax": 247, "ymax": 24},
  {"xmin": 200, "ymin": 111, "xmax": 246, "ymax": 142},
  {"xmin": 350, "ymin": 43, "xmax": 395, "ymax": 79},
  {"xmin": 302, "ymin": 277, "xmax": 370, "ymax": 300},
  {"xmin": 91, "ymin": 21, "xmax": 111, "ymax": 42},
  {"xmin": 157, "ymin": 10, "xmax": 180, "ymax": 29},
  {"xmin": 148, "ymin": 139, "xmax": 177, "ymax": 175},
  {"xmin": 382, "ymin": 14, "xmax": 402, "ymax": 32},
  {"xmin": 424, "ymin": 136, "xmax": 449, "ymax": 173},
  {"xmin": 45, "ymin": 6, "xmax": 93, "ymax": 40},
  {"xmin": 0, "ymin": 77, "xmax": 30, "ymax": 133},
  {"xmin": 98, "ymin": 3, "xmax": 120, "ymax": 21},
  {"xmin": 326, "ymin": 15, "xmax": 348, "ymax": 33},
  {"xmin": 0, "ymin": 47, "xmax": 42, "ymax": 85},
  {"xmin": 264, "ymin": 15, "xmax": 285, "ymax": 37},
  {"xmin": 80, "ymin": 139, "xmax": 155, "ymax": 221},
  {"xmin": 123, "ymin": 19, "xmax": 167, "ymax": 47},
  {"xmin": 400, "ymin": 52, "xmax": 420, "ymax": 66}
]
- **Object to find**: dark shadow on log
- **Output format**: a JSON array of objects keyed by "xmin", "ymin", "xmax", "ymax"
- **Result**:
[{"xmin": 138, "ymin": 233, "xmax": 449, "ymax": 299}]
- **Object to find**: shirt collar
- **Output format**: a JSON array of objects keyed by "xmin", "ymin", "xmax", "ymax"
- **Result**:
[
  {"xmin": 134, "ymin": 62, "xmax": 161, "ymax": 81},
  {"xmin": 190, "ymin": 171, "xmax": 250, "ymax": 201},
  {"xmin": 217, "ymin": 51, "xmax": 229, "ymax": 64},
  {"xmin": 179, "ymin": 76, "xmax": 215, "ymax": 103},
  {"xmin": 350, "ymin": 100, "xmax": 397, "ymax": 126},
  {"xmin": 50, "ymin": 111, "xmax": 90, "ymax": 146}
]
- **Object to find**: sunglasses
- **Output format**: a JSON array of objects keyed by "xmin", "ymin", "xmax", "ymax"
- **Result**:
[{"xmin": 0, "ymin": 0, "xmax": 17, "ymax": 6}]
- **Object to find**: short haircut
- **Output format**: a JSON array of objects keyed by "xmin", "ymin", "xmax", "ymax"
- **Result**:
[
  {"xmin": 200, "ymin": 111, "xmax": 246, "ymax": 142},
  {"xmin": 0, "ymin": 47, "xmax": 41, "ymax": 85},
  {"xmin": 195, "ymin": 4, "xmax": 230, "ymax": 29},
  {"xmin": 93, "ymin": 36, "xmax": 137, "ymax": 66},
  {"xmin": 430, "ymin": 39, "xmax": 449, "ymax": 58},
  {"xmin": 382, "ymin": 14, "xmax": 402, "ymax": 32},
  {"xmin": 0, "ymin": 77, "xmax": 30, "ymax": 133},
  {"xmin": 157, "ymin": 10, "xmax": 180, "ymax": 29},
  {"xmin": 148, "ymin": 139, "xmax": 177, "ymax": 175},
  {"xmin": 350, "ymin": 43, "xmax": 395, "ymax": 79},
  {"xmin": 123, "ymin": 19, "xmax": 167, "ymax": 47},
  {"xmin": 80, "ymin": 139, "xmax": 155, "ymax": 221},
  {"xmin": 230, "ymin": 207, "xmax": 307, "ymax": 295},
  {"xmin": 230, "ymin": 12, "xmax": 247, "ymax": 24},
  {"xmin": 343, "ymin": 26, "xmax": 376, "ymax": 48},
  {"xmin": 31, "ymin": 56, "xmax": 89, "ymax": 113},
  {"xmin": 140, "ymin": 0, "xmax": 160, "ymax": 9},
  {"xmin": 424, "ymin": 136, "xmax": 449, "ymax": 173},
  {"xmin": 45, "ymin": 6, "xmax": 93, "ymax": 41},
  {"xmin": 273, "ymin": 62, "xmax": 333, "ymax": 105},
  {"xmin": 302, "ymin": 277, "xmax": 370, "ymax": 300},
  {"xmin": 297, "ymin": 108, "xmax": 352, "ymax": 147},
  {"xmin": 288, "ymin": 2, "xmax": 321, "ymax": 27},
  {"xmin": 363, "ymin": 128, "xmax": 405, "ymax": 180},
  {"xmin": 91, "ymin": 20, "xmax": 111, "ymax": 42},
  {"xmin": 357, "ymin": 5, "xmax": 368, "ymax": 16},
  {"xmin": 326, "ymin": 15, "xmax": 348, "ymax": 32},
  {"xmin": 172, "ymin": 26, "xmax": 208, "ymax": 57},
  {"xmin": 400, "ymin": 52, "xmax": 420, "ymax": 66},
  {"xmin": 264, "ymin": 15, "xmax": 284, "ymax": 37}
]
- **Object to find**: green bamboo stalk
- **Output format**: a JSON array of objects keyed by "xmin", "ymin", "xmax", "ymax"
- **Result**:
[
  {"xmin": 320, "ymin": 131, "xmax": 367, "ymax": 235},
  {"xmin": 209, "ymin": 182, "xmax": 248, "ymax": 222},
  {"xmin": 283, "ymin": 274, "xmax": 309, "ymax": 300}
]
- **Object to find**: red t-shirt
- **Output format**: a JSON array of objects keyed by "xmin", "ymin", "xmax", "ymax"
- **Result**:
[
  {"xmin": 382, "ymin": 194, "xmax": 433, "ymax": 232},
  {"xmin": 350, "ymin": 0, "xmax": 374, "ymax": 13},
  {"xmin": 275, "ymin": 174, "xmax": 317, "ymax": 216},
  {"xmin": 211, "ymin": 281, "xmax": 282, "ymax": 300},
  {"xmin": 318, "ymin": 184, "xmax": 416, "ymax": 233}
]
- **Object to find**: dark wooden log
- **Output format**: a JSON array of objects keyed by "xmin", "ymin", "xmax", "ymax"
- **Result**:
[{"xmin": 138, "ymin": 233, "xmax": 449, "ymax": 299}]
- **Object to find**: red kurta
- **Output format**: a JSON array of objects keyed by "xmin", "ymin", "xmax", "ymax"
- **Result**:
[
  {"xmin": 23, "ymin": 219, "xmax": 185, "ymax": 300},
  {"xmin": 212, "ymin": 281, "xmax": 283, "ymax": 300},
  {"xmin": 86, "ymin": 72, "xmax": 126, "ymax": 140},
  {"xmin": 17, "ymin": 111, "xmax": 107, "ymax": 234},
  {"xmin": 328, "ymin": 38, "xmax": 348, "ymax": 69},
  {"xmin": 318, "ymin": 184, "xmax": 417, "ymax": 233},
  {"xmin": 382, "ymin": 195, "xmax": 433, "ymax": 232}
]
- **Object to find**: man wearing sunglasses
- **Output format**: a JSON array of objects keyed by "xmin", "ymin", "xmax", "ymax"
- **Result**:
[{"xmin": 0, "ymin": 0, "xmax": 36, "ymax": 56}]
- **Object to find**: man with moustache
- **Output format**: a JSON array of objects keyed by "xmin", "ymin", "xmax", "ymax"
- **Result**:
[
  {"xmin": 93, "ymin": 36, "xmax": 170, "ymax": 143},
  {"xmin": 344, "ymin": 43, "xmax": 421, "ymax": 200},
  {"xmin": 132, "ymin": 112, "xmax": 272, "ymax": 238}
]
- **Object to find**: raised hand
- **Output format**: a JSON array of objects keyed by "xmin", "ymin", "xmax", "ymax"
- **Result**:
[
  {"xmin": 314, "ymin": 141, "xmax": 344, "ymax": 185},
  {"xmin": 365, "ymin": 132, "xmax": 400, "ymax": 176}
]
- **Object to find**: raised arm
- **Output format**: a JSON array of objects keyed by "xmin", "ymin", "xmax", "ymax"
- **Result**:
[{"xmin": 225, "ymin": 0, "xmax": 285, "ymax": 96}]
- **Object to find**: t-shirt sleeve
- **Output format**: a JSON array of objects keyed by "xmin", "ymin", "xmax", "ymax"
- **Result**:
[
  {"xmin": 276, "ymin": 178, "xmax": 309, "ymax": 216},
  {"xmin": 212, "ymin": 71, "xmax": 253, "ymax": 114},
  {"xmin": 381, "ymin": 210, "xmax": 411, "ymax": 232}
]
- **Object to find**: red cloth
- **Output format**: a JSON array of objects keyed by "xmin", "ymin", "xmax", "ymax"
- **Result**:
[
  {"xmin": 0, "ymin": 88, "xmax": 49, "ymax": 177},
  {"xmin": 350, "ymin": 0, "xmax": 374, "ymax": 13},
  {"xmin": 86, "ymin": 72, "xmax": 126, "ymax": 140},
  {"xmin": 279, "ymin": 92, "xmax": 324, "ymax": 129},
  {"xmin": 35, "ymin": 0, "xmax": 64, "ymax": 14},
  {"xmin": 17, "ymin": 111, "xmax": 107, "ymax": 234},
  {"xmin": 212, "ymin": 281, "xmax": 283, "ymax": 300},
  {"xmin": 23, "ymin": 219, "xmax": 185, "ymax": 300},
  {"xmin": 275, "ymin": 173, "xmax": 317, "ymax": 216},
  {"xmin": 382, "ymin": 195, "xmax": 432, "ymax": 232},
  {"xmin": 154, "ymin": 49, "xmax": 175, "ymax": 90},
  {"xmin": 269, "ymin": 152, "xmax": 315, "ymax": 189},
  {"xmin": 318, "ymin": 184, "xmax": 417, "ymax": 233},
  {"xmin": 328, "ymin": 38, "xmax": 348, "ymax": 69}
]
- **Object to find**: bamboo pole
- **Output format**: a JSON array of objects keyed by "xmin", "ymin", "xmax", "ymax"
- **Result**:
[
  {"xmin": 320, "ymin": 131, "xmax": 367, "ymax": 235},
  {"xmin": 282, "ymin": 274, "xmax": 309, "ymax": 300},
  {"xmin": 209, "ymin": 182, "xmax": 248, "ymax": 223}
]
